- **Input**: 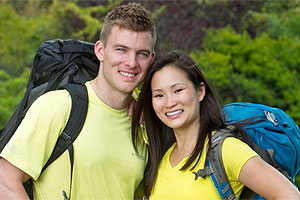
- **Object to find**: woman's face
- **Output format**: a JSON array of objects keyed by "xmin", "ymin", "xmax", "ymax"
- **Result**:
[{"xmin": 151, "ymin": 65, "xmax": 205, "ymax": 130}]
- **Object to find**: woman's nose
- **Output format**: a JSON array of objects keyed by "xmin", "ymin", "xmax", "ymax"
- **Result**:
[{"xmin": 165, "ymin": 95, "xmax": 177, "ymax": 108}]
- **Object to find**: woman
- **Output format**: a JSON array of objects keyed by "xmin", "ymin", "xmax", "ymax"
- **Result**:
[{"xmin": 132, "ymin": 50, "xmax": 300, "ymax": 199}]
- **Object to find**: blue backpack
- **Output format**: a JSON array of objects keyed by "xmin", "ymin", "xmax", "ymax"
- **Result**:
[{"xmin": 193, "ymin": 102, "xmax": 300, "ymax": 200}]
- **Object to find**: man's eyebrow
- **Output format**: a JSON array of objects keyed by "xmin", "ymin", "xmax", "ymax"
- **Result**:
[
  {"xmin": 138, "ymin": 49, "xmax": 151, "ymax": 54},
  {"xmin": 113, "ymin": 43, "xmax": 151, "ymax": 54},
  {"xmin": 112, "ymin": 44, "xmax": 128, "ymax": 48}
]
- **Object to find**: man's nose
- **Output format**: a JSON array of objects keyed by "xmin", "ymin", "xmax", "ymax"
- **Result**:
[{"xmin": 125, "ymin": 53, "xmax": 137, "ymax": 68}]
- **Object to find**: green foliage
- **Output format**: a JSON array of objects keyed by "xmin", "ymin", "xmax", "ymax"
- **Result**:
[
  {"xmin": 191, "ymin": 26, "xmax": 300, "ymax": 124},
  {"xmin": 261, "ymin": 0, "xmax": 300, "ymax": 13},
  {"xmin": 0, "ymin": 2, "xmax": 61, "ymax": 75},
  {"xmin": 246, "ymin": 1, "xmax": 300, "ymax": 40},
  {"xmin": 48, "ymin": 1, "xmax": 117, "ymax": 42},
  {"xmin": 0, "ymin": 69, "xmax": 29, "ymax": 130},
  {"xmin": 296, "ymin": 174, "xmax": 300, "ymax": 190}
]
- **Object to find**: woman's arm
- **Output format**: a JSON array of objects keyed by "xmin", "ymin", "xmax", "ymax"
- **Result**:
[{"xmin": 239, "ymin": 156, "xmax": 300, "ymax": 200}]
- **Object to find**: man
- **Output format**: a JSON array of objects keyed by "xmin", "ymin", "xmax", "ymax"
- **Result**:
[{"xmin": 0, "ymin": 3, "xmax": 156, "ymax": 199}]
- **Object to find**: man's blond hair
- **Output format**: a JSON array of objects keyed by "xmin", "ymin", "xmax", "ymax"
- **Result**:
[{"xmin": 100, "ymin": 3, "xmax": 156, "ymax": 49}]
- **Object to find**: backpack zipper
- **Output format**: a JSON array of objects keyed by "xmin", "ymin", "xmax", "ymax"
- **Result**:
[{"xmin": 264, "ymin": 110, "xmax": 278, "ymax": 127}]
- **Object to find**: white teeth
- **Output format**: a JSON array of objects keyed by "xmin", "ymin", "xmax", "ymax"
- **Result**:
[
  {"xmin": 120, "ymin": 71, "xmax": 135, "ymax": 77},
  {"xmin": 166, "ymin": 110, "xmax": 183, "ymax": 116}
]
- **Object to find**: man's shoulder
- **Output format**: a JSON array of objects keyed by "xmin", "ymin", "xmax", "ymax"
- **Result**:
[
  {"xmin": 31, "ymin": 89, "xmax": 72, "ymax": 115},
  {"xmin": 39, "ymin": 89, "xmax": 71, "ymax": 103}
]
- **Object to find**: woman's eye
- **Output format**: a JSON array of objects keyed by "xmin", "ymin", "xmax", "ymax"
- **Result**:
[
  {"xmin": 175, "ymin": 89, "xmax": 183, "ymax": 93},
  {"xmin": 153, "ymin": 94, "xmax": 163, "ymax": 98}
]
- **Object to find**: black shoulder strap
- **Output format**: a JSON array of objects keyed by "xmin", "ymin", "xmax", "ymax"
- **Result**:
[{"xmin": 42, "ymin": 83, "xmax": 88, "ymax": 172}]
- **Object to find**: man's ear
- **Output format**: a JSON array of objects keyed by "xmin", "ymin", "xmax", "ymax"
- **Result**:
[
  {"xmin": 94, "ymin": 40, "xmax": 104, "ymax": 62},
  {"xmin": 198, "ymin": 83, "xmax": 206, "ymax": 102},
  {"xmin": 150, "ymin": 51, "xmax": 155, "ymax": 65}
]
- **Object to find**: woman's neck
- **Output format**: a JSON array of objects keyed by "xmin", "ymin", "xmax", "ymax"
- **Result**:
[{"xmin": 170, "ymin": 121, "xmax": 200, "ymax": 167}]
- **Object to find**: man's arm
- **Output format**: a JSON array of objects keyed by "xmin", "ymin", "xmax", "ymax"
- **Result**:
[{"xmin": 0, "ymin": 157, "xmax": 31, "ymax": 199}]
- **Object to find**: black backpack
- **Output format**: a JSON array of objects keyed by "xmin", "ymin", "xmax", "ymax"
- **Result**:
[{"xmin": 0, "ymin": 39, "xmax": 99, "ymax": 199}]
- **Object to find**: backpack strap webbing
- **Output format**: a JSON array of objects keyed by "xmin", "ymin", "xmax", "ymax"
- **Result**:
[
  {"xmin": 193, "ymin": 127, "xmax": 237, "ymax": 200},
  {"xmin": 204, "ymin": 127, "xmax": 256, "ymax": 200},
  {"xmin": 41, "ymin": 84, "xmax": 88, "ymax": 199},
  {"xmin": 208, "ymin": 128, "xmax": 238, "ymax": 200},
  {"xmin": 42, "ymin": 83, "xmax": 88, "ymax": 171}
]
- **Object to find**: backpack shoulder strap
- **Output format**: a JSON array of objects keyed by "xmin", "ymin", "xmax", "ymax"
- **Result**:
[
  {"xmin": 208, "ymin": 128, "xmax": 237, "ymax": 200},
  {"xmin": 193, "ymin": 126, "xmax": 237, "ymax": 200},
  {"xmin": 42, "ymin": 83, "xmax": 88, "ymax": 172}
]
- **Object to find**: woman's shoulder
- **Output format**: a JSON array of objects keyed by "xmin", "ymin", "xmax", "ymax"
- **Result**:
[
  {"xmin": 222, "ymin": 136, "xmax": 258, "ymax": 157},
  {"xmin": 222, "ymin": 136, "xmax": 258, "ymax": 178}
]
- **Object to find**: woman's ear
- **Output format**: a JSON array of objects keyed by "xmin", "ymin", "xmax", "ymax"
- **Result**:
[
  {"xmin": 198, "ymin": 83, "xmax": 206, "ymax": 102},
  {"xmin": 94, "ymin": 40, "xmax": 104, "ymax": 62}
]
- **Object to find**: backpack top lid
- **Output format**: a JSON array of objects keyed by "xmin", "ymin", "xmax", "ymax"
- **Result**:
[
  {"xmin": 222, "ymin": 102, "xmax": 300, "ymax": 179},
  {"xmin": 31, "ymin": 39, "xmax": 99, "ymax": 89}
]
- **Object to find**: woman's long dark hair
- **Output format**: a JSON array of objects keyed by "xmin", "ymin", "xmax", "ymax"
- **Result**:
[{"xmin": 132, "ymin": 50, "xmax": 226, "ymax": 197}]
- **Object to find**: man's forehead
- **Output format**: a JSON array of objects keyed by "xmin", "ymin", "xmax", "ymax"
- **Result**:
[
  {"xmin": 107, "ymin": 26, "xmax": 154, "ymax": 50},
  {"xmin": 109, "ymin": 26, "xmax": 153, "ymax": 39}
]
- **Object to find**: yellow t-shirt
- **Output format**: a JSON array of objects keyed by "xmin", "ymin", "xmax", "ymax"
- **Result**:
[
  {"xmin": 1, "ymin": 81, "xmax": 148, "ymax": 200},
  {"xmin": 150, "ymin": 136, "xmax": 258, "ymax": 200}
]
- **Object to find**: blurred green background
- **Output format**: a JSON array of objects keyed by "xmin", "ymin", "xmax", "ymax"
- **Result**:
[{"xmin": 1, "ymin": 0, "xmax": 300, "ymax": 188}]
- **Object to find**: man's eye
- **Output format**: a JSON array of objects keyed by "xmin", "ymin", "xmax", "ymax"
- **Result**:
[
  {"xmin": 117, "ymin": 48, "xmax": 126, "ymax": 52},
  {"xmin": 138, "ymin": 52, "xmax": 149, "ymax": 58}
]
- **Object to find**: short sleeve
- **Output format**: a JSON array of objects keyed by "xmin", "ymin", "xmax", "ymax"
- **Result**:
[
  {"xmin": 221, "ymin": 137, "xmax": 258, "ymax": 194},
  {"xmin": 0, "ymin": 90, "xmax": 71, "ymax": 180}
]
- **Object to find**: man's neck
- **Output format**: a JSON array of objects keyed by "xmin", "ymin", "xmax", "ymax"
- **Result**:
[{"xmin": 90, "ymin": 78, "xmax": 131, "ymax": 110}]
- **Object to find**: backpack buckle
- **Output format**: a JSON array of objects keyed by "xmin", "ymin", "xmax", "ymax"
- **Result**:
[
  {"xmin": 193, "ymin": 167, "xmax": 213, "ymax": 180},
  {"xmin": 227, "ymin": 193, "xmax": 237, "ymax": 200},
  {"xmin": 61, "ymin": 132, "xmax": 72, "ymax": 146}
]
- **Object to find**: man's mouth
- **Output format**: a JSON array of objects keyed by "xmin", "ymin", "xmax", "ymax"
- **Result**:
[{"xmin": 119, "ymin": 71, "xmax": 137, "ymax": 78}]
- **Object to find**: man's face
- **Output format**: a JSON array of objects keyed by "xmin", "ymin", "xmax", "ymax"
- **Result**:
[{"xmin": 96, "ymin": 26, "xmax": 155, "ymax": 95}]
